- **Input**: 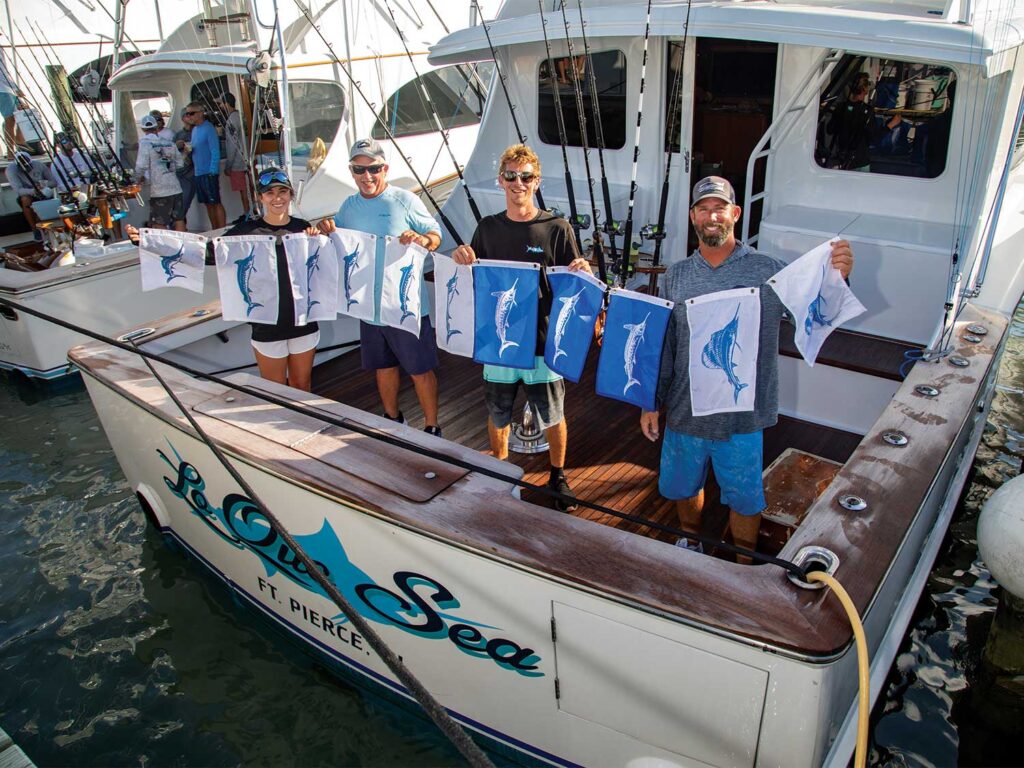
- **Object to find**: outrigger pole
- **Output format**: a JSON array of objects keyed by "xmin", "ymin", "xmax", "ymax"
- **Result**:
[
  {"xmin": 576, "ymin": 0, "xmax": 618, "ymax": 282},
  {"xmin": 648, "ymin": 0, "xmax": 693, "ymax": 268},
  {"xmin": 618, "ymin": 0, "xmax": 655, "ymax": 284},
  {"xmin": 381, "ymin": 0, "xmax": 483, "ymax": 224},
  {"xmin": 536, "ymin": 0, "xmax": 586, "ymax": 253},
  {"xmin": 291, "ymin": 0, "xmax": 465, "ymax": 245},
  {"xmin": 558, "ymin": 0, "xmax": 606, "ymax": 282},
  {"xmin": 471, "ymin": 0, "xmax": 547, "ymax": 211}
]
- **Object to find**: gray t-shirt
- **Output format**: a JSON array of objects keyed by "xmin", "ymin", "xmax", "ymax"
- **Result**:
[
  {"xmin": 223, "ymin": 110, "xmax": 248, "ymax": 172},
  {"xmin": 656, "ymin": 242, "xmax": 788, "ymax": 440}
]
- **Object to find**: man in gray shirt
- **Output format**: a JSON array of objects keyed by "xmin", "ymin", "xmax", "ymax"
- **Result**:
[
  {"xmin": 216, "ymin": 91, "xmax": 250, "ymax": 215},
  {"xmin": 640, "ymin": 176, "xmax": 853, "ymax": 561}
]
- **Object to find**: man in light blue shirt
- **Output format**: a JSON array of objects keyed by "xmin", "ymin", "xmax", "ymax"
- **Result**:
[
  {"xmin": 184, "ymin": 102, "xmax": 225, "ymax": 230},
  {"xmin": 318, "ymin": 138, "xmax": 444, "ymax": 436}
]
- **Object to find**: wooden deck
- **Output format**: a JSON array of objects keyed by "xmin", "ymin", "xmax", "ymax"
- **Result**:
[{"xmin": 313, "ymin": 347, "xmax": 862, "ymax": 554}]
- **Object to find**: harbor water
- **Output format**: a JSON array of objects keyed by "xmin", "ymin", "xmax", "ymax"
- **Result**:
[{"xmin": 1, "ymin": 305, "xmax": 1022, "ymax": 767}]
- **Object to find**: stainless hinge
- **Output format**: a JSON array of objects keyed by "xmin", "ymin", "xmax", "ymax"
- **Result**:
[
  {"xmin": 554, "ymin": 677, "xmax": 561, "ymax": 700},
  {"xmin": 550, "ymin": 616, "xmax": 557, "ymax": 642}
]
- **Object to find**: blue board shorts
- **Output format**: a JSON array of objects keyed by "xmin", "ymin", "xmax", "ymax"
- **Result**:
[
  {"xmin": 360, "ymin": 317, "xmax": 438, "ymax": 375},
  {"xmin": 0, "ymin": 92, "xmax": 16, "ymax": 118},
  {"xmin": 195, "ymin": 173, "xmax": 221, "ymax": 205},
  {"xmin": 659, "ymin": 428, "xmax": 766, "ymax": 516}
]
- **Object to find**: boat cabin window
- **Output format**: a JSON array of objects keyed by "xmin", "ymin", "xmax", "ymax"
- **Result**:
[
  {"xmin": 372, "ymin": 63, "xmax": 494, "ymax": 140},
  {"xmin": 815, "ymin": 54, "xmax": 955, "ymax": 178},
  {"xmin": 289, "ymin": 81, "xmax": 345, "ymax": 160},
  {"xmin": 190, "ymin": 76, "xmax": 231, "ymax": 119},
  {"xmin": 537, "ymin": 49, "xmax": 627, "ymax": 150}
]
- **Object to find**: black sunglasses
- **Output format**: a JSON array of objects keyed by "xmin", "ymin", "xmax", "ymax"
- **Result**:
[
  {"xmin": 350, "ymin": 163, "xmax": 385, "ymax": 175},
  {"xmin": 184, "ymin": 110, "xmax": 202, "ymax": 116},
  {"xmin": 257, "ymin": 169, "xmax": 291, "ymax": 188},
  {"xmin": 501, "ymin": 170, "xmax": 537, "ymax": 183}
]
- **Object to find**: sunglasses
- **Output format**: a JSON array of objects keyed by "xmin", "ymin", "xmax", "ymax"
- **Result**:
[
  {"xmin": 350, "ymin": 163, "xmax": 385, "ymax": 175},
  {"xmin": 184, "ymin": 110, "xmax": 202, "ymax": 116},
  {"xmin": 257, "ymin": 169, "xmax": 291, "ymax": 188},
  {"xmin": 501, "ymin": 170, "xmax": 537, "ymax": 183}
]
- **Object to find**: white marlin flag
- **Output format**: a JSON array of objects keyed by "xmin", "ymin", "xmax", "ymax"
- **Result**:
[
  {"xmin": 214, "ymin": 235, "xmax": 279, "ymax": 324},
  {"xmin": 379, "ymin": 237, "xmax": 428, "ymax": 337},
  {"xmin": 139, "ymin": 229, "xmax": 207, "ymax": 293},
  {"xmin": 283, "ymin": 232, "xmax": 339, "ymax": 323},
  {"xmin": 433, "ymin": 253, "xmax": 475, "ymax": 357}
]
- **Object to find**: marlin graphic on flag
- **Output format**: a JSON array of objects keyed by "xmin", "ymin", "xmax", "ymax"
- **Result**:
[
  {"xmin": 305, "ymin": 244, "xmax": 321, "ymax": 310},
  {"xmin": 544, "ymin": 267, "xmax": 605, "ymax": 383},
  {"xmin": 686, "ymin": 287, "xmax": 760, "ymax": 416},
  {"xmin": 473, "ymin": 260, "xmax": 540, "ymax": 370},
  {"xmin": 329, "ymin": 228, "xmax": 376, "ymax": 323},
  {"xmin": 595, "ymin": 288, "xmax": 672, "ymax": 410},
  {"xmin": 235, "ymin": 247, "xmax": 264, "ymax": 317},
  {"xmin": 283, "ymin": 232, "xmax": 339, "ymax": 324},
  {"xmin": 343, "ymin": 247, "xmax": 360, "ymax": 310},
  {"xmin": 701, "ymin": 305, "xmax": 747, "ymax": 403},
  {"xmin": 380, "ymin": 238, "xmax": 428, "ymax": 337},
  {"xmin": 432, "ymin": 253, "xmax": 475, "ymax": 357},
  {"xmin": 214, "ymin": 235, "xmax": 279, "ymax": 324},
  {"xmin": 139, "ymin": 228, "xmax": 208, "ymax": 294}
]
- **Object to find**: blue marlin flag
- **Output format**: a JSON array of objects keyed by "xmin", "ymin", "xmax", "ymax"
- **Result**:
[
  {"xmin": 543, "ymin": 267, "xmax": 606, "ymax": 382},
  {"xmin": 595, "ymin": 289, "xmax": 673, "ymax": 411},
  {"xmin": 472, "ymin": 260, "xmax": 541, "ymax": 370}
]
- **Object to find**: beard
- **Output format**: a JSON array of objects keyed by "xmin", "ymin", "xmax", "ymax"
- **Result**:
[{"xmin": 696, "ymin": 222, "xmax": 732, "ymax": 247}]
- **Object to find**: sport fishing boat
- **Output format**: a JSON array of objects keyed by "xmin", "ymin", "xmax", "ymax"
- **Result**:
[
  {"xmin": 63, "ymin": 0, "xmax": 1024, "ymax": 765},
  {"xmin": 1, "ymin": 0, "xmax": 495, "ymax": 380}
]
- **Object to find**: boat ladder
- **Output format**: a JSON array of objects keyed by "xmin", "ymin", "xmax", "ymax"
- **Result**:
[{"xmin": 742, "ymin": 48, "xmax": 847, "ymax": 246}]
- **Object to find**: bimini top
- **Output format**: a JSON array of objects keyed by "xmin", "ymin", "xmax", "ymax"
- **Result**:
[{"xmin": 430, "ymin": 0, "xmax": 1024, "ymax": 75}]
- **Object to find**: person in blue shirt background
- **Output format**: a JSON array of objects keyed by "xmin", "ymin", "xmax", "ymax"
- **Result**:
[
  {"xmin": 184, "ymin": 102, "xmax": 225, "ymax": 230},
  {"xmin": 318, "ymin": 138, "xmax": 443, "ymax": 436}
]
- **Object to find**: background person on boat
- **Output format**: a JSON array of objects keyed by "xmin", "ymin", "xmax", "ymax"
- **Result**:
[
  {"xmin": 639, "ymin": 176, "xmax": 854, "ymax": 560},
  {"xmin": 317, "ymin": 138, "xmax": 443, "ymax": 436},
  {"xmin": 0, "ymin": 47, "xmax": 25, "ymax": 160},
  {"xmin": 216, "ymin": 92, "xmax": 250, "ymax": 217},
  {"xmin": 4, "ymin": 150, "xmax": 55, "ymax": 241},
  {"xmin": 227, "ymin": 168, "xmax": 321, "ymax": 391},
  {"xmin": 451, "ymin": 143, "xmax": 593, "ymax": 512},
  {"xmin": 185, "ymin": 102, "xmax": 226, "ymax": 230},
  {"xmin": 51, "ymin": 132, "xmax": 90, "ymax": 193},
  {"xmin": 174, "ymin": 107, "xmax": 196, "ymax": 229},
  {"xmin": 150, "ymin": 109, "xmax": 174, "ymax": 142},
  {"xmin": 134, "ymin": 114, "xmax": 185, "ymax": 232},
  {"xmin": 825, "ymin": 74, "xmax": 902, "ymax": 172}
]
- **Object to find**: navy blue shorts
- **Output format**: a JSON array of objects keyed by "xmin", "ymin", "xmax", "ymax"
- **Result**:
[
  {"xmin": 195, "ymin": 173, "xmax": 221, "ymax": 205},
  {"xmin": 360, "ymin": 318, "xmax": 438, "ymax": 375}
]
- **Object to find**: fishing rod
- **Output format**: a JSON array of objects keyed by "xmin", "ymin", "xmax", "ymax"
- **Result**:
[
  {"xmin": 558, "ymin": 0, "xmax": 606, "ymax": 282},
  {"xmin": 576, "ymin": 0, "xmax": 618, "ymax": 283},
  {"xmin": 290, "ymin": 0, "xmax": 464, "ymax": 246},
  {"xmin": 645, "ymin": 0, "xmax": 693, "ymax": 268},
  {"xmin": 470, "ymin": 0, "xmax": 547, "ymax": 211},
  {"xmin": 536, "ymin": 0, "xmax": 586, "ymax": 252},
  {"xmin": 617, "ymin": 0, "xmax": 655, "ymax": 284},
  {"xmin": 380, "ymin": 0, "xmax": 483, "ymax": 224}
]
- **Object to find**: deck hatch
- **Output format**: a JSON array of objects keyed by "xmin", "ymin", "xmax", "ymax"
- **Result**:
[
  {"xmin": 194, "ymin": 391, "xmax": 467, "ymax": 502},
  {"xmin": 551, "ymin": 602, "xmax": 767, "ymax": 766}
]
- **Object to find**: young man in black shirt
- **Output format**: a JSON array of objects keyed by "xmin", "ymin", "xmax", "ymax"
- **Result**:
[{"xmin": 452, "ymin": 144, "xmax": 592, "ymax": 511}]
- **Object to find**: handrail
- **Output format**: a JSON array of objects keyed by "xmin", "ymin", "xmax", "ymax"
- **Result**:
[{"xmin": 742, "ymin": 48, "xmax": 846, "ymax": 244}]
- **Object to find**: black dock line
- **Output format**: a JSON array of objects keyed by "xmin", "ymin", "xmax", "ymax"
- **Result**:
[
  {"xmin": 651, "ymin": 0, "xmax": 693, "ymax": 268},
  {"xmin": 381, "ymin": 0, "xmax": 483, "ymax": 224},
  {"xmin": 471, "ymin": 0, "xmax": 547, "ymax": 211},
  {"xmin": 0, "ymin": 296, "xmax": 808, "ymax": 581},
  {"xmin": 536, "ymin": 0, "xmax": 584, "ymax": 252},
  {"xmin": 576, "ymin": 0, "xmax": 617, "ymax": 282},
  {"xmin": 558, "ymin": 0, "xmax": 606, "ymax": 281},
  {"xmin": 291, "ymin": 0, "xmax": 464, "ymax": 246}
]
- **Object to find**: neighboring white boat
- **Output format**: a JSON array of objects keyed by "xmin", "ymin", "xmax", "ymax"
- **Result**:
[
  {"xmin": 66, "ymin": 0, "xmax": 1024, "ymax": 766},
  {"xmin": 1, "ymin": 0, "xmax": 495, "ymax": 380}
]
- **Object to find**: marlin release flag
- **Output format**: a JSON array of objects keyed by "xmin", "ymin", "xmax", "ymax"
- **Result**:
[
  {"xmin": 379, "ymin": 238, "xmax": 428, "ymax": 337},
  {"xmin": 767, "ymin": 240, "xmax": 866, "ymax": 366},
  {"xmin": 214, "ymin": 235, "xmax": 279, "ymax": 324},
  {"xmin": 472, "ymin": 260, "xmax": 540, "ymax": 370},
  {"xmin": 433, "ymin": 253, "xmax": 475, "ymax": 357},
  {"xmin": 544, "ymin": 267, "xmax": 605, "ymax": 382},
  {"xmin": 596, "ymin": 289, "xmax": 673, "ymax": 411},
  {"xmin": 686, "ymin": 287, "xmax": 760, "ymax": 417},
  {"xmin": 139, "ymin": 229, "xmax": 207, "ymax": 293},
  {"xmin": 283, "ymin": 232, "xmax": 339, "ymax": 324},
  {"xmin": 329, "ymin": 228, "xmax": 377, "ymax": 323}
]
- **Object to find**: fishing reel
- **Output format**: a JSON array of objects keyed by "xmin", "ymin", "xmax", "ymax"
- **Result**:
[
  {"xmin": 602, "ymin": 218, "xmax": 623, "ymax": 237},
  {"xmin": 640, "ymin": 223, "xmax": 667, "ymax": 242}
]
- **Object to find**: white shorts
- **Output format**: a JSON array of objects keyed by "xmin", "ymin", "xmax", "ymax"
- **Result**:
[{"xmin": 250, "ymin": 330, "xmax": 320, "ymax": 359}]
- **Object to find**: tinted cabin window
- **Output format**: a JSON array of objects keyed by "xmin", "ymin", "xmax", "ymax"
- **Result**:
[
  {"xmin": 289, "ymin": 81, "xmax": 345, "ymax": 154},
  {"xmin": 815, "ymin": 55, "xmax": 955, "ymax": 178},
  {"xmin": 537, "ymin": 49, "xmax": 626, "ymax": 149},
  {"xmin": 373, "ymin": 63, "xmax": 494, "ymax": 140}
]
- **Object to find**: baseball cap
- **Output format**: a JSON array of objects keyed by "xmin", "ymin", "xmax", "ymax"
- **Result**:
[
  {"xmin": 348, "ymin": 137, "xmax": 386, "ymax": 163},
  {"xmin": 14, "ymin": 149, "xmax": 31, "ymax": 165},
  {"xmin": 139, "ymin": 114, "xmax": 160, "ymax": 130},
  {"xmin": 690, "ymin": 176, "xmax": 736, "ymax": 207}
]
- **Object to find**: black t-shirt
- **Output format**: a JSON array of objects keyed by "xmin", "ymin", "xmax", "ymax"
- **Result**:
[
  {"xmin": 222, "ymin": 216, "xmax": 318, "ymax": 343},
  {"xmin": 828, "ymin": 100, "xmax": 874, "ymax": 169},
  {"xmin": 469, "ymin": 211, "xmax": 580, "ymax": 354}
]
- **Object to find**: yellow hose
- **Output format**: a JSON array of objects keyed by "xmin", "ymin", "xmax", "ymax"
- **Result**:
[{"xmin": 807, "ymin": 570, "xmax": 870, "ymax": 768}]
